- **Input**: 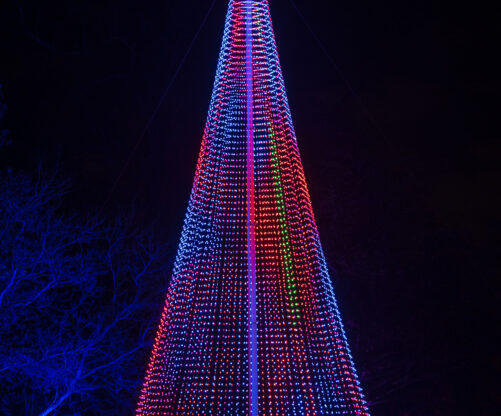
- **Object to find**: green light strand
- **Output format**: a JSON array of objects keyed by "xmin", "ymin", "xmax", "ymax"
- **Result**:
[{"xmin": 269, "ymin": 124, "xmax": 300, "ymax": 323}]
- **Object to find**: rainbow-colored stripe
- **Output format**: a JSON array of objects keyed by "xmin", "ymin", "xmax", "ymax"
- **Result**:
[{"xmin": 136, "ymin": 0, "xmax": 369, "ymax": 414}]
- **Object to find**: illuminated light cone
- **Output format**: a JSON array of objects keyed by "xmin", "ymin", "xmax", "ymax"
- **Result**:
[{"xmin": 136, "ymin": 0, "xmax": 369, "ymax": 414}]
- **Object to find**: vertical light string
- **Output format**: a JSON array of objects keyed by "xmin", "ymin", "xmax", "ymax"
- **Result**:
[{"xmin": 245, "ymin": 1, "xmax": 259, "ymax": 415}]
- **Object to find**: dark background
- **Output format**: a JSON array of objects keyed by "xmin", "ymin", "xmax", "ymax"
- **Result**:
[{"xmin": 0, "ymin": 0, "xmax": 499, "ymax": 414}]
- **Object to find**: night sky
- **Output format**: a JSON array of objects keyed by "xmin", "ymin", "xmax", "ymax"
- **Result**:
[{"xmin": 1, "ymin": 0, "xmax": 499, "ymax": 415}]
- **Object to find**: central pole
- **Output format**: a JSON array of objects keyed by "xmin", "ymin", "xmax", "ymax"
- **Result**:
[{"xmin": 245, "ymin": 1, "xmax": 258, "ymax": 415}]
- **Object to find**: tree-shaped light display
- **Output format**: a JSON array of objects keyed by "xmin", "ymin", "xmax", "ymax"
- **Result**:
[{"xmin": 136, "ymin": 1, "xmax": 369, "ymax": 414}]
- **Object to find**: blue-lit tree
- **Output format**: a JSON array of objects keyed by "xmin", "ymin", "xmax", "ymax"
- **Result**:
[{"xmin": 0, "ymin": 87, "xmax": 171, "ymax": 415}]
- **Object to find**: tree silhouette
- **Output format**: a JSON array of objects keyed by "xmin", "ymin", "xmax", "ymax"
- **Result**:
[{"xmin": 0, "ymin": 88, "xmax": 171, "ymax": 416}]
